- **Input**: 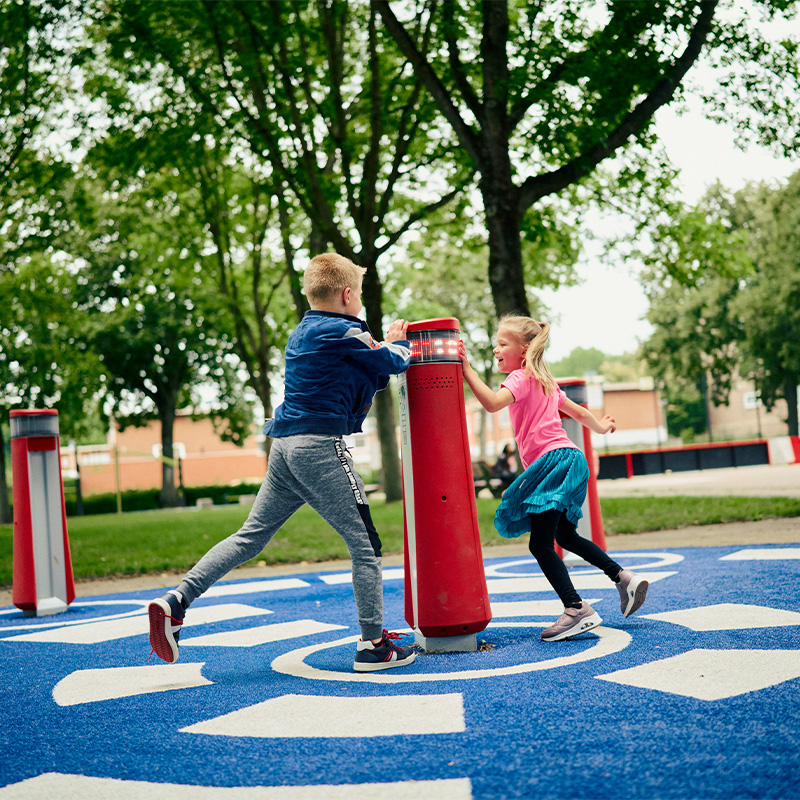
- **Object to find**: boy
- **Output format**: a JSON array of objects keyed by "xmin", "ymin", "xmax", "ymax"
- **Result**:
[{"xmin": 148, "ymin": 253, "xmax": 415, "ymax": 672}]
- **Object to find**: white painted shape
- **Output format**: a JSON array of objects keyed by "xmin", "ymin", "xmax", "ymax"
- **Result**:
[
  {"xmin": 53, "ymin": 662, "xmax": 211, "ymax": 706},
  {"xmin": 720, "ymin": 548, "xmax": 800, "ymax": 561},
  {"xmin": 7, "ymin": 603, "xmax": 272, "ymax": 644},
  {"xmin": 205, "ymin": 578, "xmax": 310, "ymax": 597},
  {"xmin": 486, "ymin": 571, "xmax": 675, "ymax": 594},
  {"xmin": 485, "ymin": 576, "xmax": 557, "ymax": 593},
  {"xmin": 271, "ymin": 626, "xmax": 631, "ymax": 684},
  {"xmin": 317, "ymin": 573, "xmax": 353, "ymax": 585},
  {"xmin": 483, "ymin": 553, "xmax": 683, "ymax": 578},
  {"xmin": 182, "ymin": 619, "xmax": 347, "ymax": 648},
  {"xmin": 181, "ymin": 692, "xmax": 465, "ymax": 738},
  {"xmin": 0, "ymin": 774, "xmax": 473, "ymax": 800},
  {"xmin": 596, "ymin": 648, "xmax": 800, "ymax": 701},
  {"xmin": 318, "ymin": 567, "xmax": 404, "ymax": 586},
  {"xmin": 642, "ymin": 603, "xmax": 800, "ymax": 631},
  {"xmin": 0, "ymin": 600, "xmax": 149, "ymax": 633},
  {"xmin": 605, "ymin": 552, "xmax": 685, "ymax": 570},
  {"xmin": 490, "ymin": 599, "xmax": 602, "ymax": 617}
]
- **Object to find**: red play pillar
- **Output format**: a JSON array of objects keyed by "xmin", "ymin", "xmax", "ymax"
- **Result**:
[
  {"xmin": 557, "ymin": 379, "xmax": 606, "ymax": 555},
  {"xmin": 10, "ymin": 409, "xmax": 75, "ymax": 617},
  {"xmin": 397, "ymin": 318, "xmax": 492, "ymax": 653}
]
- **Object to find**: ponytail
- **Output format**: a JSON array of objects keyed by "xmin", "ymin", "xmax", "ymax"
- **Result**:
[{"xmin": 498, "ymin": 314, "xmax": 557, "ymax": 395}]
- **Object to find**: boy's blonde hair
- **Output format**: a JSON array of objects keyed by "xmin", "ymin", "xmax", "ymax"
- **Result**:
[
  {"xmin": 498, "ymin": 314, "xmax": 557, "ymax": 395},
  {"xmin": 304, "ymin": 253, "xmax": 366, "ymax": 305}
]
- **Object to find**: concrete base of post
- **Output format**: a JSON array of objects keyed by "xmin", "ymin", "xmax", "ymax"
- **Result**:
[
  {"xmin": 414, "ymin": 631, "xmax": 478, "ymax": 653},
  {"xmin": 23, "ymin": 596, "xmax": 69, "ymax": 618}
]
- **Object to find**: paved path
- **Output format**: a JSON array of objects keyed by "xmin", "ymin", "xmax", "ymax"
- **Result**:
[{"xmin": 597, "ymin": 461, "xmax": 800, "ymax": 498}]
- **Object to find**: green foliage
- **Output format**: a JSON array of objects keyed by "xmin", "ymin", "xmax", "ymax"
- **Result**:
[
  {"xmin": 642, "ymin": 173, "xmax": 800, "ymax": 435},
  {"xmin": 732, "ymin": 172, "xmax": 800, "ymax": 432},
  {"xmin": 662, "ymin": 383, "xmax": 708, "ymax": 441},
  {"xmin": 376, "ymin": 0, "xmax": 800, "ymax": 315},
  {"xmin": 550, "ymin": 347, "xmax": 607, "ymax": 379},
  {"xmin": 0, "ymin": 0, "xmax": 80, "ymax": 186}
]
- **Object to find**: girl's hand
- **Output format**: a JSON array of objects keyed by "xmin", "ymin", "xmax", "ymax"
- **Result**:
[
  {"xmin": 600, "ymin": 415, "xmax": 616, "ymax": 434},
  {"xmin": 458, "ymin": 340, "xmax": 472, "ymax": 374}
]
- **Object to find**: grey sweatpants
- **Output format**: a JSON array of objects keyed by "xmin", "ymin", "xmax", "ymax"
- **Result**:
[{"xmin": 177, "ymin": 434, "xmax": 384, "ymax": 640}]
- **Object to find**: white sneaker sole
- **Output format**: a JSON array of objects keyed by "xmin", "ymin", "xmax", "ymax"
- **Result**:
[
  {"xmin": 353, "ymin": 651, "xmax": 417, "ymax": 672},
  {"xmin": 621, "ymin": 576, "xmax": 649, "ymax": 618},
  {"xmin": 148, "ymin": 598, "xmax": 180, "ymax": 663},
  {"xmin": 541, "ymin": 612, "xmax": 603, "ymax": 642}
]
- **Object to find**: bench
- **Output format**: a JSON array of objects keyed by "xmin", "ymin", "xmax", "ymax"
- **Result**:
[{"xmin": 472, "ymin": 460, "xmax": 511, "ymax": 499}]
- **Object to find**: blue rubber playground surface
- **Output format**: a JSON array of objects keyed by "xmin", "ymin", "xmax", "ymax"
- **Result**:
[{"xmin": 1, "ymin": 543, "xmax": 799, "ymax": 799}]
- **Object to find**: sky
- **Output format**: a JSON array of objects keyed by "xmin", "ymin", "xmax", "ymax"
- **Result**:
[{"xmin": 538, "ymin": 96, "xmax": 799, "ymax": 363}]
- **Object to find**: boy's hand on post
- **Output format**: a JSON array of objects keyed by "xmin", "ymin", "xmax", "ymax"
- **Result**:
[{"xmin": 384, "ymin": 319, "xmax": 408, "ymax": 342}]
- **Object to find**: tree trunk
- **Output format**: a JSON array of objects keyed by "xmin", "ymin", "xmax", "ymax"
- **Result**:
[
  {"xmin": 159, "ymin": 402, "xmax": 179, "ymax": 508},
  {"xmin": 482, "ymin": 179, "xmax": 528, "ymax": 317},
  {"xmin": 0, "ymin": 420, "xmax": 10, "ymax": 525},
  {"xmin": 361, "ymin": 256, "xmax": 403, "ymax": 502},
  {"xmin": 374, "ymin": 388, "xmax": 402, "ymax": 502},
  {"xmin": 784, "ymin": 376, "xmax": 799, "ymax": 437}
]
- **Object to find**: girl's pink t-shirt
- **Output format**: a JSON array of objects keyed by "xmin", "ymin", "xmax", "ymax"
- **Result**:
[{"xmin": 501, "ymin": 369, "xmax": 578, "ymax": 469}]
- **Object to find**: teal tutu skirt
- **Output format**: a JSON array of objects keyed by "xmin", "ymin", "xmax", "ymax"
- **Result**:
[{"xmin": 494, "ymin": 447, "xmax": 589, "ymax": 539}]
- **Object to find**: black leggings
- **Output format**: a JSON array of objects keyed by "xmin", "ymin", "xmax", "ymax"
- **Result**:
[{"xmin": 528, "ymin": 509, "xmax": 622, "ymax": 607}]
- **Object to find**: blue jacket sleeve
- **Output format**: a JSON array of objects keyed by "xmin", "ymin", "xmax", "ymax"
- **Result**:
[{"xmin": 342, "ymin": 327, "xmax": 411, "ymax": 375}]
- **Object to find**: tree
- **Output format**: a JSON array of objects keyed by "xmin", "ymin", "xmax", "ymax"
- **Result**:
[
  {"xmin": 0, "ymin": 0, "xmax": 78, "ymax": 188},
  {"xmin": 374, "ymin": 0, "xmax": 800, "ymax": 316},
  {"xmin": 84, "ymin": 109, "xmax": 304, "ymax": 466},
  {"xmin": 384, "ymin": 201, "xmax": 563, "ymax": 459},
  {"xmin": 88, "ymin": 0, "xmax": 471, "ymax": 501},
  {"xmin": 551, "ymin": 348, "xmax": 608, "ymax": 379},
  {"xmin": 642, "ymin": 176, "xmax": 800, "ymax": 438},
  {"xmin": 0, "ymin": 251, "xmax": 105, "ymax": 523},
  {"xmin": 733, "ymin": 172, "xmax": 800, "ymax": 435},
  {"xmin": 69, "ymin": 170, "xmax": 253, "ymax": 507}
]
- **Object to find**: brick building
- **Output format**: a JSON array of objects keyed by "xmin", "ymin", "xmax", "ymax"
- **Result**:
[{"xmin": 60, "ymin": 374, "xmax": 796, "ymax": 497}]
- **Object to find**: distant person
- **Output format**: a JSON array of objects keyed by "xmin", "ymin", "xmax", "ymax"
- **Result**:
[
  {"xmin": 148, "ymin": 253, "xmax": 416, "ymax": 672},
  {"xmin": 459, "ymin": 315, "xmax": 648, "ymax": 641},
  {"xmin": 492, "ymin": 443, "xmax": 518, "ymax": 485}
]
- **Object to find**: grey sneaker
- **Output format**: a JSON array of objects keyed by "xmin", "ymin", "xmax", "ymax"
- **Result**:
[
  {"xmin": 148, "ymin": 591, "xmax": 185, "ymax": 663},
  {"xmin": 616, "ymin": 569, "xmax": 649, "ymax": 618},
  {"xmin": 541, "ymin": 603, "xmax": 602, "ymax": 642},
  {"xmin": 353, "ymin": 630, "xmax": 416, "ymax": 672}
]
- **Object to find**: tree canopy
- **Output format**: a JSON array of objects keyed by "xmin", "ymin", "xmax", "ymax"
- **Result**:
[
  {"xmin": 643, "ymin": 174, "xmax": 800, "ymax": 436},
  {"xmin": 375, "ymin": 0, "xmax": 800, "ymax": 315}
]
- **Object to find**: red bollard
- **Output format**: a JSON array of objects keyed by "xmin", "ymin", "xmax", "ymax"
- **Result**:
[
  {"xmin": 398, "ymin": 318, "xmax": 492, "ymax": 652},
  {"xmin": 557, "ymin": 379, "xmax": 606, "ymax": 557},
  {"xmin": 10, "ymin": 409, "xmax": 75, "ymax": 616}
]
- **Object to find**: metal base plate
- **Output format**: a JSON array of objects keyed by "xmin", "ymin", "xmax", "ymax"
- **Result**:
[{"xmin": 415, "ymin": 631, "xmax": 478, "ymax": 653}]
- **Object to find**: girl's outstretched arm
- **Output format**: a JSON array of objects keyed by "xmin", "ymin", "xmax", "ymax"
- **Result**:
[
  {"xmin": 560, "ymin": 397, "xmax": 616, "ymax": 434},
  {"xmin": 458, "ymin": 341, "xmax": 514, "ymax": 413}
]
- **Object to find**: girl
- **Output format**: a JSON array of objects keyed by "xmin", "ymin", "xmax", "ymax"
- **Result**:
[{"xmin": 459, "ymin": 315, "xmax": 648, "ymax": 641}]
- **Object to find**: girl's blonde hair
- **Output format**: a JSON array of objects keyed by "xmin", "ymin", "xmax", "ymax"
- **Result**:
[{"xmin": 498, "ymin": 314, "xmax": 557, "ymax": 395}]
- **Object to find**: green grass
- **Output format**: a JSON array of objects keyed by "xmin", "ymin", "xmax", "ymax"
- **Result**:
[
  {"xmin": 600, "ymin": 495, "xmax": 800, "ymax": 535},
  {"xmin": 2, "ymin": 495, "xmax": 799, "ymax": 587}
]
